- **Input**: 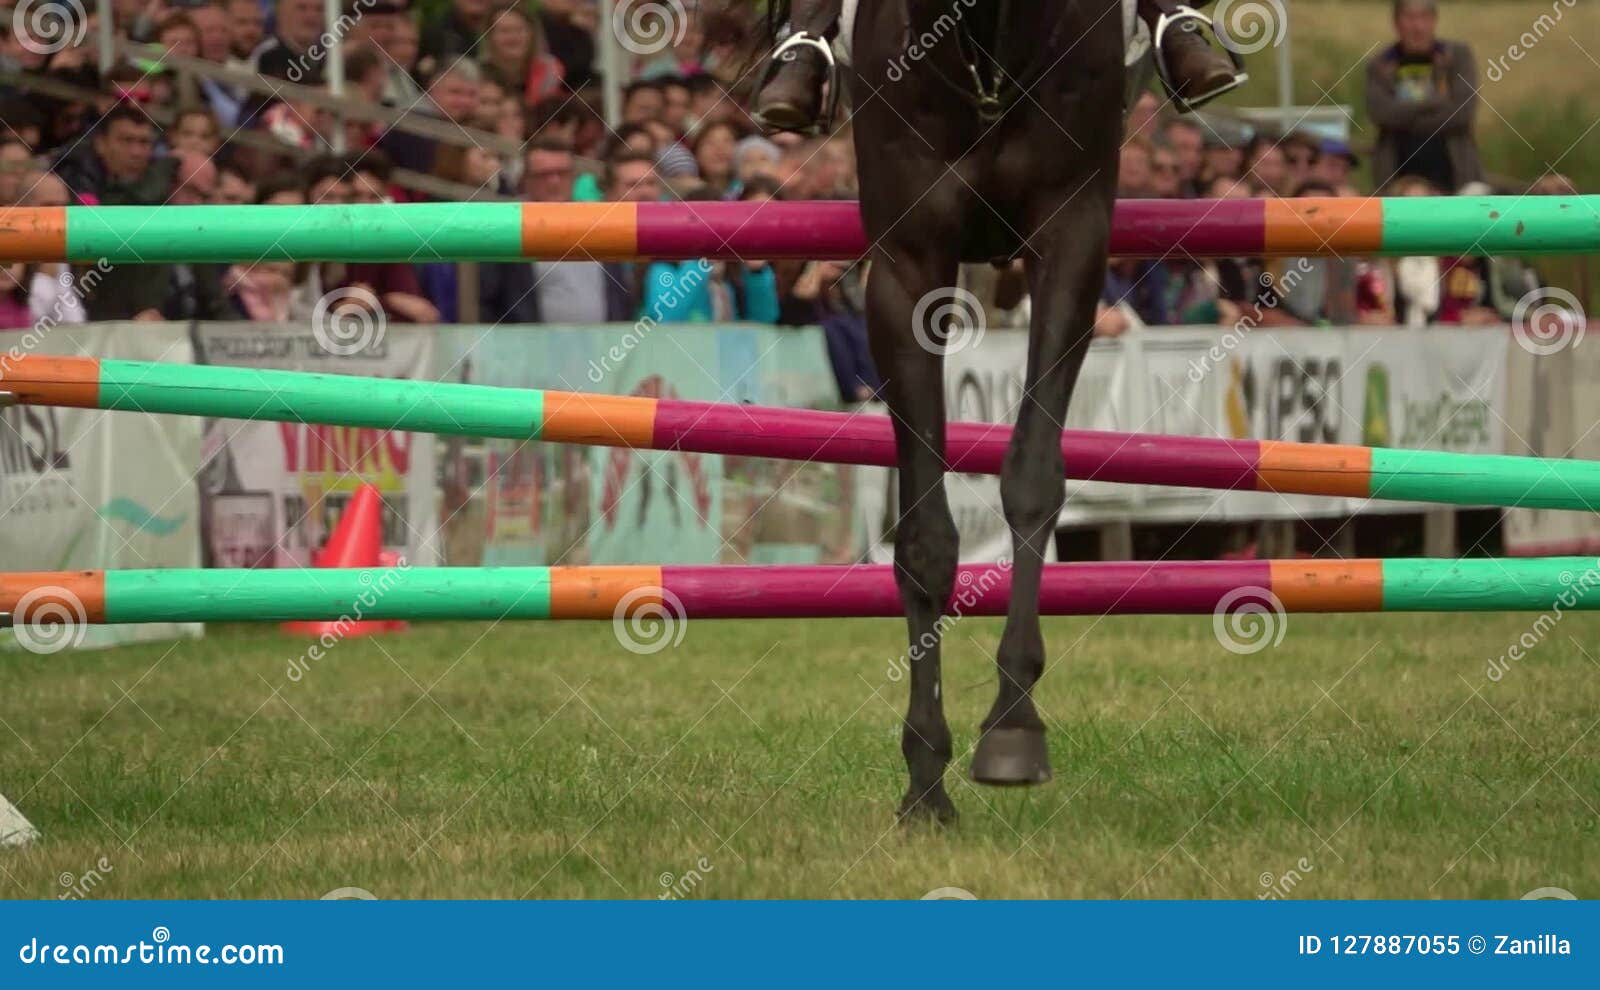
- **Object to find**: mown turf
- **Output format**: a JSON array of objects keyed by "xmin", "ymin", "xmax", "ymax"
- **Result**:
[{"xmin": 2, "ymin": 609, "xmax": 1596, "ymax": 900}]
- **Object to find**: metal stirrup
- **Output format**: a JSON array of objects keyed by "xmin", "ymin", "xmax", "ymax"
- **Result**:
[
  {"xmin": 1151, "ymin": 5, "xmax": 1248, "ymax": 112},
  {"xmin": 759, "ymin": 32, "xmax": 842, "ymax": 136}
]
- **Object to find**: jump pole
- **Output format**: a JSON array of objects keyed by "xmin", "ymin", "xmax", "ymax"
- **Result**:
[
  {"xmin": 0, "ymin": 196, "xmax": 1595, "ymax": 262},
  {"xmin": 6, "ymin": 355, "xmax": 1600, "ymax": 511},
  {"xmin": 4, "ymin": 559, "xmax": 1599, "ymax": 625}
]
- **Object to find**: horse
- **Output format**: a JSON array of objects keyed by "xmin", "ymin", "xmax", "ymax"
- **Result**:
[{"xmin": 775, "ymin": 0, "xmax": 1129, "ymax": 822}]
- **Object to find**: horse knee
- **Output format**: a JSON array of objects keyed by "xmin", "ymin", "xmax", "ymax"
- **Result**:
[
  {"xmin": 894, "ymin": 510, "xmax": 959, "ymax": 606},
  {"xmin": 1000, "ymin": 466, "xmax": 1065, "ymax": 536}
]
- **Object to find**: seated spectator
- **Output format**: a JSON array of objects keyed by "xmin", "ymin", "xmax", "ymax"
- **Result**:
[
  {"xmin": 377, "ymin": 15, "xmax": 425, "ymax": 107},
  {"xmin": 169, "ymin": 106, "xmax": 222, "ymax": 159},
  {"xmin": 643, "ymin": 185, "xmax": 779, "ymax": 324},
  {"xmin": 252, "ymin": 0, "xmax": 325, "ymax": 81},
  {"xmin": 622, "ymin": 80, "xmax": 665, "ymax": 125},
  {"xmin": 659, "ymin": 76, "xmax": 692, "ymax": 134},
  {"xmin": 1200, "ymin": 126, "xmax": 1246, "ymax": 187},
  {"xmin": 260, "ymin": 65, "xmax": 336, "ymax": 152},
  {"xmin": 303, "ymin": 155, "xmax": 351, "ymax": 204},
  {"xmin": 1118, "ymin": 137, "xmax": 1154, "ymax": 196},
  {"xmin": 1149, "ymin": 144, "xmax": 1182, "ymax": 198},
  {"xmin": 684, "ymin": 73, "xmax": 731, "ymax": 130},
  {"xmin": 216, "ymin": 163, "xmax": 256, "ymax": 205},
  {"xmin": 381, "ymin": 60, "xmax": 482, "ymax": 172},
  {"xmin": 735, "ymin": 136, "xmax": 780, "ymax": 186},
  {"xmin": 1365, "ymin": 0, "xmax": 1482, "ymax": 191},
  {"xmin": 480, "ymin": 5, "xmax": 565, "ymax": 105},
  {"xmin": 254, "ymin": 174, "xmax": 306, "ymax": 206}
]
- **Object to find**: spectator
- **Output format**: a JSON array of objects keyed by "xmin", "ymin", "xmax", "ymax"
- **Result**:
[
  {"xmin": 1125, "ymin": 90, "xmax": 1161, "ymax": 143},
  {"xmin": 169, "ymin": 107, "xmax": 222, "ymax": 158},
  {"xmin": 622, "ymin": 80, "xmax": 664, "ymax": 125},
  {"xmin": 684, "ymin": 73, "xmax": 730, "ymax": 130},
  {"xmin": 660, "ymin": 77, "xmax": 692, "ymax": 134},
  {"xmin": 303, "ymin": 155, "xmax": 350, "ymax": 204},
  {"xmin": 252, "ymin": 0, "xmax": 325, "ymax": 81},
  {"xmin": 1281, "ymin": 131, "xmax": 1321, "ymax": 193},
  {"xmin": 421, "ymin": 0, "xmax": 495, "ymax": 63},
  {"xmin": 1200, "ymin": 127, "xmax": 1245, "ymax": 187},
  {"xmin": 54, "ymin": 104, "xmax": 172, "ymax": 206},
  {"xmin": 1149, "ymin": 144, "xmax": 1182, "ymax": 198},
  {"xmin": 381, "ymin": 60, "xmax": 482, "ymax": 172},
  {"xmin": 479, "ymin": 139, "xmax": 637, "ymax": 325},
  {"xmin": 254, "ymin": 174, "xmax": 306, "ymax": 206},
  {"xmin": 1159, "ymin": 117, "xmax": 1205, "ymax": 196},
  {"xmin": 0, "ymin": 174, "xmax": 86, "ymax": 329},
  {"xmin": 735, "ymin": 136, "xmax": 780, "ymax": 185},
  {"xmin": 1242, "ymin": 134, "xmax": 1290, "ymax": 195},
  {"xmin": 539, "ymin": 0, "xmax": 597, "ymax": 88},
  {"xmin": 1118, "ymin": 137, "xmax": 1154, "ymax": 197},
  {"xmin": 642, "ymin": 186, "xmax": 778, "ymax": 324},
  {"xmin": 1316, "ymin": 139, "xmax": 1360, "ymax": 194},
  {"xmin": 691, "ymin": 120, "xmax": 740, "ymax": 195},
  {"xmin": 216, "ymin": 162, "xmax": 255, "ymax": 205},
  {"xmin": 480, "ymin": 6, "xmax": 565, "ymax": 105},
  {"xmin": 378, "ymin": 15, "xmax": 425, "ymax": 106},
  {"xmin": 224, "ymin": 0, "xmax": 266, "ymax": 60},
  {"xmin": 1365, "ymin": 0, "xmax": 1482, "ymax": 191},
  {"xmin": 0, "ymin": 138, "xmax": 33, "ymax": 204},
  {"xmin": 190, "ymin": 2, "xmax": 246, "ymax": 124},
  {"xmin": 164, "ymin": 154, "xmax": 240, "ymax": 320}
]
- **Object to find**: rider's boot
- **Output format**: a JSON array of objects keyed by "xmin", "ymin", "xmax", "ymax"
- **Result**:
[
  {"xmin": 1140, "ymin": 0, "xmax": 1247, "ymax": 109},
  {"xmin": 752, "ymin": 0, "xmax": 842, "ymax": 135}
]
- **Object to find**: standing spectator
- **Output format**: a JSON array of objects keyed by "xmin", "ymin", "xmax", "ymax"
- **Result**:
[{"xmin": 1365, "ymin": 0, "xmax": 1482, "ymax": 191}]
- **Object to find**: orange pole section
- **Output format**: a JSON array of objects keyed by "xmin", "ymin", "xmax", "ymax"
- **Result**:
[
  {"xmin": 520, "ymin": 202, "xmax": 640, "ymax": 260},
  {"xmin": 1255, "ymin": 440, "xmax": 1373, "ymax": 498},
  {"xmin": 1269, "ymin": 560, "xmax": 1385, "ymax": 612},
  {"xmin": 0, "ymin": 571, "xmax": 109, "ymax": 622},
  {"xmin": 0, "ymin": 355, "xmax": 103, "ymax": 407},
  {"xmin": 0, "ymin": 207, "xmax": 68, "ymax": 261},
  {"xmin": 1263, "ymin": 198, "xmax": 1384, "ymax": 255},
  {"xmin": 548, "ymin": 566, "xmax": 664, "ymax": 619}
]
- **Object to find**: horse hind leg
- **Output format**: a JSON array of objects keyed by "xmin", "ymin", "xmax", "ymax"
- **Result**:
[{"xmin": 970, "ymin": 215, "xmax": 1107, "ymax": 786}]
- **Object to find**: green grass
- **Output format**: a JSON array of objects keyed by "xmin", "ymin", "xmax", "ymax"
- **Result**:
[{"xmin": 3, "ymin": 611, "xmax": 1597, "ymax": 899}]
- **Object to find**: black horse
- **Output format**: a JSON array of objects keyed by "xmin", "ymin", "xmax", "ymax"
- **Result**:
[{"xmin": 767, "ymin": 1, "xmax": 1130, "ymax": 822}]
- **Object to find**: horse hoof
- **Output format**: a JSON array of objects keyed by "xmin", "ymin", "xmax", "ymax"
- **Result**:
[
  {"xmin": 897, "ymin": 789, "xmax": 958, "ymax": 826},
  {"xmin": 752, "ymin": 101, "xmax": 820, "ymax": 136},
  {"xmin": 970, "ymin": 727, "xmax": 1052, "ymax": 786}
]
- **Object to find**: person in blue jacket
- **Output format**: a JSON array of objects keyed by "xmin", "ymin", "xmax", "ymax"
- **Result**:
[{"xmin": 641, "ymin": 186, "xmax": 779, "ymax": 324}]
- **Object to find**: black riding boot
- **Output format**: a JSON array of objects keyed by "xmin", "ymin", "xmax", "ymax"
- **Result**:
[
  {"xmin": 1138, "ymin": 0, "xmax": 1246, "ymax": 109},
  {"xmin": 752, "ymin": 0, "xmax": 843, "ymax": 135}
]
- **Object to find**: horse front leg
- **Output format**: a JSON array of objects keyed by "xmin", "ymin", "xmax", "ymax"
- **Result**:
[
  {"xmin": 971, "ymin": 218, "xmax": 1108, "ymax": 786},
  {"xmin": 868, "ymin": 251, "xmax": 959, "ymax": 824}
]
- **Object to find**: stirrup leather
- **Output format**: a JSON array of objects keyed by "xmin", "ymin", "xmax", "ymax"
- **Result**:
[
  {"xmin": 756, "ymin": 31, "xmax": 841, "ymax": 136},
  {"xmin": 1152, "ymin": 6, "xmax": 1249, "ymax": 112}
]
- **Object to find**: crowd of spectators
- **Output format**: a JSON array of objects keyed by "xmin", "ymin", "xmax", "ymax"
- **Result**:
[{"xmin": 0, "ymin": 0, "xmax": 1585, "ymax": 402}]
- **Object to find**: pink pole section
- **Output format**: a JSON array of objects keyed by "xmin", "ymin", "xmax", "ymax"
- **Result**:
[
  {"xmin": 631, "ymin": 200, "xmax": 1271, "ymax": 260},
  {"xmin": 649, "ymin": 401, "xmax": 1264, "ymax": 489},
  {"xmin": 661, "ymin": 562, "xmax": 1273, "ymax": 618}
]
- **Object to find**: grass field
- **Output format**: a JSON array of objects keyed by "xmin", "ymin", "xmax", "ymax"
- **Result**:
[{"xmin": 3, "ymin": 609, "xmax": 1597, "ymax": 899}]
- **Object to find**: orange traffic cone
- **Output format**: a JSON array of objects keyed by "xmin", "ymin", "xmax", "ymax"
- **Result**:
[{"xmin": 281, "ymin": 484, "xmax": 405, "ymax": 638}]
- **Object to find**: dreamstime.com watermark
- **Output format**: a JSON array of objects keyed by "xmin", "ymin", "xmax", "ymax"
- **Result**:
[
  {"xmin": 17, "ymin": 929, "xmax": 284, "ymax": 967},
  {"xmin": 883, "ymin": 0, "xmax": 979, "ymax": 82},
  {"xmin": 885, "ymin": 559, "xmax": 1012, "ymax": 683},
  {"xmin": 9, "ymin": 0, "xmax": 86, "ymax": 55},
  {"xmin": 1484, "ymin": 0, "xmax": 1580, "ymax": 82},
  {"xmin": 1187, "ymin": 259, "xmax": 1314, "ymax": 383},
  {"xmin": 1258, "ymin": 857, "xmax": 1315, "ymax": 899},
  {"xmin": 611, "ymin": 0, "xmax": 687, "ymax": 57},
  {"xmin": 586, "ymin": 260, "xmax": 712, "ymax": 384},
  {"xmin": 1485, "ymin": 559, "xmax": 1600, "ymax": 683},
  {"xmin": 3, "ymin": 585, "xmax": 89, "ymax": 655},
  {"xmin": 658, "ymin": 856, "xmax": 714, "ymax": 899},
  {"xmin": 285, "ymin": 556, "xmax": 412, "ymax": 682},
  {"xmin": 58, "ymin": 857, "xmax": 114, "ymax": 901},
  {"xmin": 612, "ymin": 586, "xmax": 688, "ymax": 655},
  {"xmin": 1213, "ymin": 0, "xmax": 1289, "ymax": 56},
  {"xmin": 1211, "ymin": 585, "xmax": 1288, "ymax": 655},
  {"xmin": 1510, "ymin": 287, "xmax": 1586, "ymax": 356},
  {"xmin": 911, "ymin": 286, "xmax": 987, "ymax": 357},
  {"xmin": 311, "ymin": 286, "xmax": 387, "ymax": 356}
]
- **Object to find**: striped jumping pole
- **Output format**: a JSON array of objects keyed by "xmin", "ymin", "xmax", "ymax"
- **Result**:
[
  {"xmin": 0, "ymin": 197, "xmax": 1595, "ymax": 262},
  {"xmin": 6, "ymin": 355, "xmax": 1600, "ymax": 511},
  {"xmin": 4, "ymin": 559, "xmax": 1599, "ymax": 625}
]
